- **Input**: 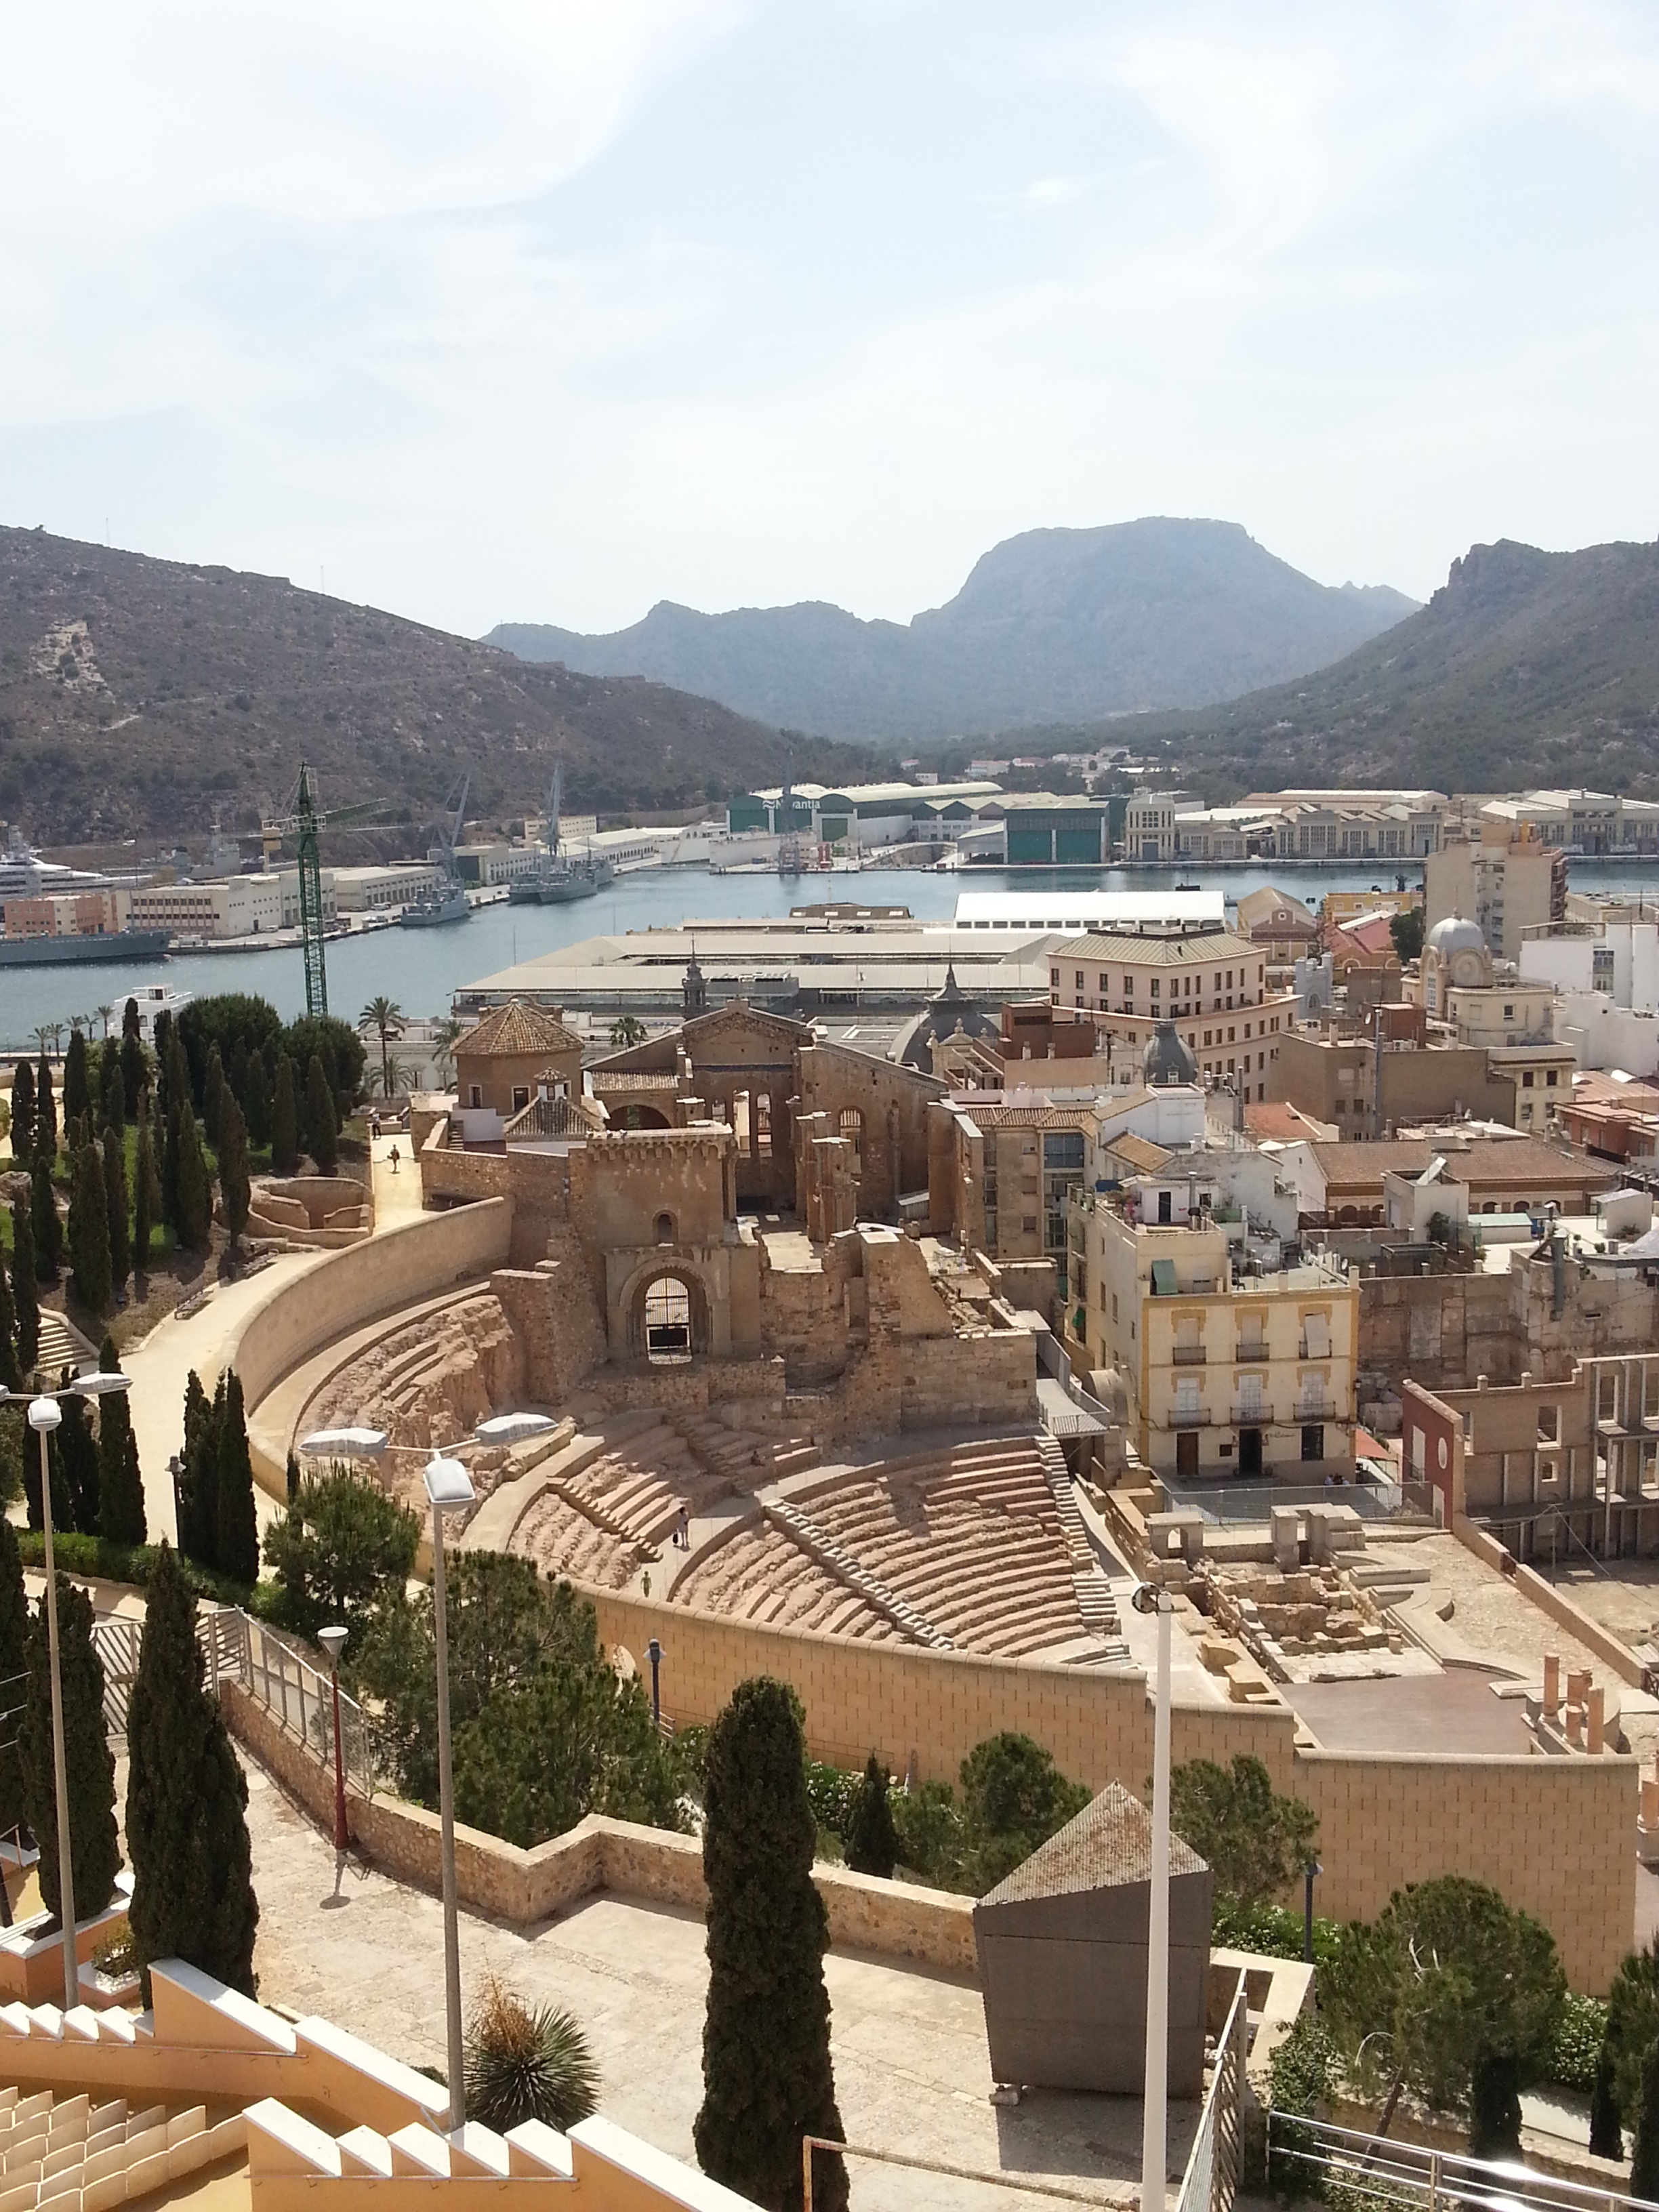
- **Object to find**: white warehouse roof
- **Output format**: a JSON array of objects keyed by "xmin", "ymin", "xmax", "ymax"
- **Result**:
[{"xmin": 954, "ymin": 889, "xmax": 1226, "ymax": 934}]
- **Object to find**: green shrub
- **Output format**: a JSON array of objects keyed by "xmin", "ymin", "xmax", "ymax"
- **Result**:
[
  {"xmin": 464, "ymin": 1975, "xmax": 597, "ymax": 2132},
  {"xmin": 1266, "ymin": 2011, "xmax": 1338, "ymax": 2200},
  {"xmin": 14, "ymin": 1529, "xmax": 276, "ymax": 1614},
  {"xmin": 1549, "ymin": 1992, "xmax": 1610, "ymax": 2094},
  {"xmin": 1214, "ymin": 1893, "xmax": 1343, "ymax": 1969}
]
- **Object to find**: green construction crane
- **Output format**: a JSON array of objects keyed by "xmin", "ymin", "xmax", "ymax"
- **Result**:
[{"xmin": 262, "ymin": 764, "xmax": 390, "ymax": 1019}]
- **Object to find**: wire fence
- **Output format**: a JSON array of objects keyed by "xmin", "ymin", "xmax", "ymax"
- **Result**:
[{"xmin": 1176, "ymin": 1973, "xmax": 1248, "ymax": 2212}]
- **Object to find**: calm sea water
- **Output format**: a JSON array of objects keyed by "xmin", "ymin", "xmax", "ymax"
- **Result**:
[{"xmin": 3, "ymin": 855, "xmax": 1657, "ymax": 1045}]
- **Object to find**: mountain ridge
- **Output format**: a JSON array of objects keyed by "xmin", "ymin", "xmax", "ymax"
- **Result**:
[{"xmin": 489, "ymin": 518, "xmax": 1420, "ymax": 743}]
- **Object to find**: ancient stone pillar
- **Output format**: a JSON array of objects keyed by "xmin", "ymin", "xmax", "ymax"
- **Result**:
[{"xmin": 1542, "ymin": 1650, "xmax": 1559, "ymax": 1714}]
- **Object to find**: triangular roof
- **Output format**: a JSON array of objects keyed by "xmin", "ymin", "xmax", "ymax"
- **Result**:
[
  {"xmin": 458, "ymin": 998, "xmax": 583, "ymax": 1060},
  {"xmin": 978, "ymin": 1783, "xmax": 1206, "ymax": 1908}
]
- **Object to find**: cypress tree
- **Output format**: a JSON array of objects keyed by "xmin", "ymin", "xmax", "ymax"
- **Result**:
[
  {"xmin": 31, "ymin": 1153, "xmax": 62, "ymax": 1282},
  {"xmin": 62, "ymin": 1029, "xmax": 89, "ymax": 1131},
  {"xmin": 104, "ymin": 1126, "xmax": 131, "ymax": 1296},
  {"xmin": 121, "ymin": 999, "xmax": 145, "ymax": 1121},
  {"xmin": 22, "ymin": 1574, "xmax": 121, "ymax": 1923},
  {"xmin": 22, "ymin": 1416, "xmax": 70, "ymax": 1532},
  {"xmin": 10, "ymin": 1061, "xmax": 35, "ymax": 1162},
  {"xmin": 243, "ymin": 1049, "xmax": 272, "ymax": 1152},
  {"xmin": 215, "ymin": 1372, "xmax": 260, "ymax": 1585},
  {"xmin": 54, "ymin": 1378, "xmax": 100, "ymax": 1535},
  {"xmin": 10, "ymin": 1201, "xmax": 39, "ymax": 1374},
  {"xmin": 271, "ymin": 1055, "xmax": 299, "ymax": 1175},
  {"xmin": 843, "ymin": 1752, "xmax": 899, "ymax": 1878},
  {"xmin": 0, "ymin": 1519, "xmax": 26, "ymax": 1836},
  {"xmin": 98, "ymin": 1336, "xmax": 146, "ymax": 1546},
  {"xmin": 1633, "ymin": 2039, "xmax": 1659, "ymax": 2201},
  {"xmin": 229, "ymin": 1040, "xmax": 249, "ymax": 1120},
  {"xmin": 0, "ymin": 1253, "xmax": 18, "ymax": 1393},
  {"xmin": 174, "ymin": 1102, "xmax": 211, "ymax": 1252},
  {"xmin": 305, "ymin": 1054, "xmax": 338, "ymax": 1174},
  {"xmin": 1590, "ymin": 2041, "xmax": 1622, "ymax": 2160},
  {"xmin": 202, "ymin": 1044, "xmax": 226, "ymax": 1149},
  {"xmin": 152, "ymin": 1008, "xmax": 173, "ymax": 1091},
  {"xmin": 179, "ymin": 1370, "xmax": 220, "ymax": 1568},
  {"xmin": 125, "ymin": 1544, "xmax": 258, "ymax": 1999},
  {"xmin": 695, "ymin": 1677, "xmax": 848, "ymax": 2212},
  {"xmin": 69, "ymin": 1138, "xmax": 112, "ymax": 1316},
  {"xmin": 218, "ymin": 1094, "xmax": 251, "ymax": 1248},
  {"xmin": 133, "ymin": 1101, "xmax": 159, "ymax": 1278},
  {"xmin": 34, "ymin": 1055, "xmax": 56, "ymax": 1165},
  {"xmin": 99, "ymin": 1037, "xmax": 124, "ymax": 1134}
]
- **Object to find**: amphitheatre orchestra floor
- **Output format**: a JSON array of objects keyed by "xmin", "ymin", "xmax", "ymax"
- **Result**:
[{"xmin": 239, "ymin": 1754, "xmax": 1197, "ymax": 2211}]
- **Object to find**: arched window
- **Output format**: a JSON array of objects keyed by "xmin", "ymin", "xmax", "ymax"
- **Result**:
[
  {"xmin": 838, "ymin": 1107, "xmax": 863, "ymax": 1164},
  {"xmin": 644, "ymin": 1277, "xmax": 692, "ymax": 1363},
  {"xmin": 655, "ymin": 1210, "xmax": 675, "ymax": 1245}
]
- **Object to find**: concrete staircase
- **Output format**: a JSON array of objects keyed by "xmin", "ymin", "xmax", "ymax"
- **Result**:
[{"xmin": 1036, "ymin": 1436, "xmax": 1131, "ymax": 1663}]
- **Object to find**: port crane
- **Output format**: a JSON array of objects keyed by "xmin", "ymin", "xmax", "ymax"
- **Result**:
[{"xmin": 260, "ymin": 765, "xmax": 388, "ymax": 1018}]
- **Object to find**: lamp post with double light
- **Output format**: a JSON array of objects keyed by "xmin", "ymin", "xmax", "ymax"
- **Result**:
[
  {"xmin": 297, "ymin": 1410, "xmax": 555, "ymax": 2133},
  {"xmin": 1, "ymin": 1368, "xmax": 135, "ymax": 2010}
]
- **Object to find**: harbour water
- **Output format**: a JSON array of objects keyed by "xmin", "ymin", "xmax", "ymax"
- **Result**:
[{"xmin": 3, "ymin": 856, "xmax": 1657, "ymax": 1046}]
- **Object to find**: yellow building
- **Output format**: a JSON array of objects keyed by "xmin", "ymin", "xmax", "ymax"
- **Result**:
[
  {"xmin": 1079, "ymin": 1174, "xmax": 1358, "ymax": 1482},
  {"xmin": 1047, "ymin": 928, "xmax": 1294, "ymax": 1101}
]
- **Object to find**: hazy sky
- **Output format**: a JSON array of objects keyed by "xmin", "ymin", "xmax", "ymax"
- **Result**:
[{"xmin": 3, "ymin": 1, "xmax": 1657, "ymax": 637}]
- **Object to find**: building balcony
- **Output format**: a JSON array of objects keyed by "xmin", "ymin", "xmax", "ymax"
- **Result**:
[
  {"xmin": 1230, "ymin": 1401, "xmax": 1274, "ymax": 1427},
  {"xmin": 1170, "ymin": 1345, "xmax": 1208, "ymax": 1367},
  {"xmin": 1295, "ymin": 1393, "xmax": 1339, "ymax": 1422},
  {"xmin": 1298, "ymin": 1338, "xmax": 1333, "ymax": 1361},
  {"xmin": 1235, "ymin": 1342, "xmax": 1269, "ymax": 1366},
  {"xmin": 1168, "ymin": 1405, "xmax": 1211, "ymax": 1428}
]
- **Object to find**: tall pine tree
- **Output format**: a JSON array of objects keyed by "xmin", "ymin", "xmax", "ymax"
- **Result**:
[
  {"xmin": 125, "ymin": 1544, "xmax": 258, "ymax": 1999},
  {"xmin": 216, "ymin": 1372, "xmax": 260, "ymax": 1584},
  {"xmin": 0, "ymin": 1519, "xmax": 26, "ymax": 1837},
  {"xmin": 30, "ymin": 1153, "xmax": 62, "ymax": 1282},
  {"xmin": 305, "ymin": 1055, "xmax": 338, "ymax": 1174},
  {"xmin": 270, "ymin": 1055, "xmax": 299, "ymax": 1175},
  {"xmin": 33, "ymin": 1055, "xmax": 56, "ymax": 1165},
  {"xmin": 9, "ymin": 1201, "xmax": 39, "ymax": 1375},
  {"xmin": 62, "ymin": 1029, "xmax": 90, "ymax": 1130},
  {"xmin": 10, "ymin": 1061, "xmax": 34, "ymax": 1162},
  {"xmin": 120, "ymin": 999, "xmax": 145, "ymax": 1123},
  {"xmin": 695, "ymin": 1677, "xmax": 848, "ymax": 2212},
  {"xmin": 243, "ymin": 1048, "xmax": 272, "ymax": 1151},
  {"xmin": 178, "ymin": 1370, "xmax": 221, "ymax": 1568},
  {"xmin": 69, "ymin": 1137, "xmax": 112, "ymax": 1316},
  {"xmin": 218, "ymin": 1094, "xmax": 251, "ymax": 1248},
  {"xmin": 104, "ymin": 1126, "xmax": 131, "ymax": 1297},
  {"xmin": 22, "ymin": 1574, "xmax": 121, "ymax": 1923},
  {"xmin": 98, "ymin": 1037, "xmax": 124, "ymax": 1134},
  {"xmin": 174, "ymin": 1101, "xmax": 211, "ymax": 1252},
  {"xmin": 133, "ymin": 1099, "xmax": 159, "ymax": 1278},
  {"xmin": 97, "ymin": 1336, "xmax": 146, "ymax": 1547}
]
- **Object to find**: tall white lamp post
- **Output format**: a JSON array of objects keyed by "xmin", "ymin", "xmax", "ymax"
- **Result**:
[
  {"xmin": 3, "ymin": 1368, "xmax": 134, "ymax": 2010},
  {"xmin": 297, "ymin": 1410, "xmax": 554, "ymax": 2134},
  {"xmin": 1132, "ymin": 1580, "xmax": 1173, "ymax": 2212}
]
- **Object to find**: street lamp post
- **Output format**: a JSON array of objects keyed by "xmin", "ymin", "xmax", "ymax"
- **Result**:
[
  {"xmin": 318, "ymin": 1624, "xmax": 349, "ymax": 1864},
  {"xmin": 1303, "ymin": 1858, "xmax": 1323, "ymax": 1964},
  {"xmin": 647, "ymin": 1637, "xmax": 663, "ymax": 1728},
  {"xmin": 1131, "ymin": 1580, "xmax": 1173, "ymax": 2212},
  {"xmin": 2, "ymin": 1368, "xmax": 134, "ymax": 2012},
  {"xmin": 297, "ymin": 1408, "xmax": 555, "ymax": 2137}
]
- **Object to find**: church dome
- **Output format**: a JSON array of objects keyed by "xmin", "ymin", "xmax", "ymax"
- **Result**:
[
  {"xmin": 1426, "ymin": 915, "xmax": 1485, "ymax": 961},
  {"xmin": 1143, "ymin": 1019, "xmax": 1197, "ymax": 1088}
]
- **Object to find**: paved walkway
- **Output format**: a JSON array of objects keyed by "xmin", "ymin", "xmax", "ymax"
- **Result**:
[
  {"xmin": 368, "ymin": 1130, "xmax": 425, "ymax": 1231},
  {"xmin": 243, "ymin": 1757, "xmax": 1185, "ymax": 2211},
  {"xmin": 122, "ymin": 1254, "xmax": 325, "ymax": 1544}
]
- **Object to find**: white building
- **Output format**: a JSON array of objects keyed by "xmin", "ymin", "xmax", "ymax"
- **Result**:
[
  {"xmin": 954, "ymin": 890, "xmax": 1225, "ymax": 935},
  {"xmin": 129, "ymin": 868, "xmax": 335, "ymax": 939},
  {"xmin": 1519, "ymin": 920, "xmax": 1659, "ymax": 1014},
  {"xmin": 331, "ymin": 863, "xmax": 443, "ymax": 912},
  {"xmin": 1124, "ymin": 794, "xmax": 1179, "ymax": 861}
]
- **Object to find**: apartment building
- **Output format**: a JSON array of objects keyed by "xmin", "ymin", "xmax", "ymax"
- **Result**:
[
  {"xmin": 936, "ymin": 1097, "xmax": 1094, "ymax": 1287},
  {"xmin": 1048, "ymin": 928, "xmax": 1293, "ymax": 1101},
  {"xmin": 3, "ymin": 888, "xmax": 129, "ymax": 938},
  {"xmin": 1425, "ymin": 821, "xmax": 1566, "ymax": 963},
  {"xmin": 1124, "ymin": 794, "xmax": 1179, "ymax": 861},
  {"xmin": 1076, "ymin": 1170, "xmax": 1358, "ymax": 1480},
  {"xmin": 1270, "ymin": 1029, "xmax": 1516, "ymax": 1136}
]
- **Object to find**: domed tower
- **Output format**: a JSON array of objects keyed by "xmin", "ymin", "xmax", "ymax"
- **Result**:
[
  {"xmin": 1421, "ymin": 914, "xmax": 1490, "ymax": 1012},
  {"xmin": 682, "ymin": 947, "xmax": 708, "ymax": 1019},
  {"xmin": 1143, "ymin": 1018, "xmax": 1198, "ymax": 1088}
]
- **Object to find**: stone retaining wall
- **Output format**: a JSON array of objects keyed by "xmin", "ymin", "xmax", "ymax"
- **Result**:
[{"xmin": 221, "ymin": 1680, "xmax": 978, "ymax": 1974}]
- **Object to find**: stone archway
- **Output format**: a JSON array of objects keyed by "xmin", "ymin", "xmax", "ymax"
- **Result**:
[{"xmin": 623, "ymin": 1261, "xmax": 714, "ymax": 1362}]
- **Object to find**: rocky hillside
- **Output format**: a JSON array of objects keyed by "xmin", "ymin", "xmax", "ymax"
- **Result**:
[
  {"xmin": 1096, "ymin": 535, "xmax": 1659, "ymax": 798},
  {"xmin": 0, "ymin": 527, "xmax": 879, "ymax": 846},
  {"xmin": 489, "ymin": 518, "xmax": 1418, "ymax": 742}
]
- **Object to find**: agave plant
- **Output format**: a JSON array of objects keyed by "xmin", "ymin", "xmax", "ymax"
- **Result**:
[{"xmin": 464, "ymin": 1975, "xmax": 598, "ymax": 2133}]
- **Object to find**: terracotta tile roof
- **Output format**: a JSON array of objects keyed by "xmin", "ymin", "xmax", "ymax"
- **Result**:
[
  {"xmin": 1311, "ymin": 1137, "xmax": 1616, "ymax": 1191},
  {"xmin": 979, "ymin": 1783, "xmax": 1206, "ymax": 1907},
  {"xmin": 1107, "ymin": 1132, "xmax": 1173, "ymax": 1172},
  {"xmin": 458, "ymin": 998, "xmax": 583, "ymax": 1060}
]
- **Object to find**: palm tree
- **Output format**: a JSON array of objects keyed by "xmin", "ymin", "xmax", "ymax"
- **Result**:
[
  {"xmin": 609, "ymin": 1015, "xmax": 648, "ymax": 1049},
  {"xmin": 31, "ymin": 1024, "xmax": 54, "ymax": 1057},
  {"xmin": 358, "ymin": 996, "xmax": 405, "ymax": 1099},
  {"xmin": 369, "ymin": 1052, "xmax": 415, "ymax": 1101},
  {"xmin": 432, "ymin": 1015, "xmax": 464, "ymax": 1088}
]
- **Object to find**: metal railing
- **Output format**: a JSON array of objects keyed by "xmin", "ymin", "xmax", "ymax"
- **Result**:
[
  {"xmin": 1165, "ymin": 1478, "xmax": 1437, "ymax": 1527},
  {"xmin": 203, "ymin": 1607, "xmax": 377, "ymax": 1801},
  {"xmin": 1172, "ymin": 1345, "xmax": 1209, "ymax": 1366},
  {"xmin": 1176, "ymin": 1971, "xmax": 1248, "ymax": 2212},
  {"xmin": 1266, "ymin": 2110, "xmax": 1659, "ymax": 2212},
  {"xmin": 91, "ymin": 1617, "xmax": 142, "ymax": 1743},
  {"xmin": 1170, "ymin": 1406, "xmax": 1212, "ymax": 1428}
]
